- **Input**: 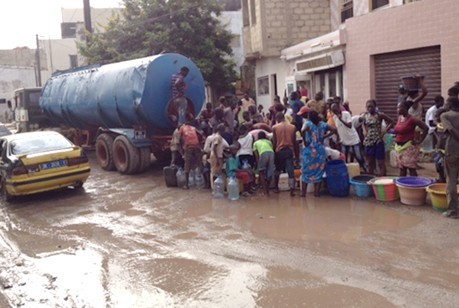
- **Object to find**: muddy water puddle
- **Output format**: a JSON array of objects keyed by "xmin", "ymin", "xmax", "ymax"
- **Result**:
[
  {"xmin": 175, "ymin": 191, "xmax": 422, "ymax": 242},
  {"xmin": 0, "ymin": 161, "xmax": 458, "ymax": 307}
]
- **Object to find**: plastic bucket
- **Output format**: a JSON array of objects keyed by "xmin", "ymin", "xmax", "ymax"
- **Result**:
[
  {"xmin": 396, "ymin": 185, "xmax": 427, "ymax": 206},
  {"xmin": 395, "ymin": 177, "xmax": 434, "ymax": 188},
  {"xmin": 401, "ymin": 75, "xmax": 423, "ymax": 91},
  {"xmin": 395, "ymin": 177, "xmax": 434, "ymax": 206},
  {"xmin": 426, "ymin": 183, "xmax": 459, "ymax": 212},
  {"xmin": 368, "ymin": 177, "xmax": 399, "ymax": 202},
  {"xmin": 326, "ymin": 160, "xmax": 350, "ymax": 197},
  {"xmin": 350, "ymin": 175, "xmax": 375, "ymax": 198}
]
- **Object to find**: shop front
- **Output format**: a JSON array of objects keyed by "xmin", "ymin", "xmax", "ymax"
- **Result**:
[{"xmin": 281, "ymin": 30, "xmax": 346, "ymax": 101}]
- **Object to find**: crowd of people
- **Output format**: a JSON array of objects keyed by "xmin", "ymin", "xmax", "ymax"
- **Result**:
[{"xmin": 168, "ymin": 73, "xmax": 459, "ymax": 218}]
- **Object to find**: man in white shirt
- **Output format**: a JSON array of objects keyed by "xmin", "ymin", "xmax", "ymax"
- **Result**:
[
  {"xmin": 331, "ymin": 103, "xmax": 367, "ymax": 173},
  {"xmin": 241, "ymin": 93, "xmax": 255, "ymax": 113},
  {"xmin": 425, "ymin": 95, "xmax": 444, "ymax": 148}
]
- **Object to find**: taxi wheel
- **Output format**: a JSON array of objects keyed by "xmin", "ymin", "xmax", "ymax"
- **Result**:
[
  {"xmin": 113, "ymin": 135, "xmax": 140, "ymax": 174},
  {"xmin": 1, "ymin": 178, "xmax": 13, "ymax": 202},
  {"xmin": 95, "ymin": 134, "xmax": 116, "ymax": 171},
  {"xmin": 73, "ymin": 181, "xmax": 84, "ymax": 189}
]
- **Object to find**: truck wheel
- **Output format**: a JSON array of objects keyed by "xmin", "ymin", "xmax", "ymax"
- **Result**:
[
  {"xmin": 137, "ymin": 147, "xmax": 151, "ymax": 173},
  {"xmin": 95, "ymin": 134, "xmax": 116, "ymax": 171},
  {"xmin": 113, "ymin": 136, "xmax": 140, "ymax": 174}
]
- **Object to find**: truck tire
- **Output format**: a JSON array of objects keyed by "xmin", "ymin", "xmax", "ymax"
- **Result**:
[
  {"xmin": 95, "ymin": 133, "xmax": 116, "ymax": 171},
  {"xmin": 137, "ymin": 147, "xmax": 151, "ymax": 173},
  {"xmin": 113, "ymin": 135, "xmax": 140, "ymax": 174}
]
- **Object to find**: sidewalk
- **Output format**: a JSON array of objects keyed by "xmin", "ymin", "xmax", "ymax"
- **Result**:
[{"xmin": 386, "ymin": 162, "xmax": 437, "ymax": 179}]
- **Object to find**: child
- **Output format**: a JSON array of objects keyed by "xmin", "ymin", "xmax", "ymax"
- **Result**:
[
  {"xmin": 179, "ymin": 121, "xmax": 203, "ymax": 189},
  {"xmin": 226, "ymin": 145, "xmax": 255, "ymax": 196},
  {"xmin": 170, "ymin": 126, "xmax": 184, "ymax": 168},
  {"xmin": 210, "ymin": 124, "xmax": 227, "ymax": 185},
  {"xmin": 202, "ymin": 126, "xmax": 229, "ymax": 189},
  {"xmin": 253, "ymin": 131, "xmax": 275, "ymax": 195},
  {"xmin": 235, "ymin": 125, "xmax": 255, "ymax": 168}
]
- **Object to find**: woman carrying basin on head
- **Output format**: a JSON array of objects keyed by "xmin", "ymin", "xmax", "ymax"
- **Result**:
[{"xmin": 393, "ymin": 100, "xmax": 428, "ymax": 177}]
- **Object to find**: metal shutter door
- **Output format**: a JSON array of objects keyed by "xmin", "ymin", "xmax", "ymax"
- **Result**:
[{"xmin": 374, "ymin": 46, "xmax": 441, "ymax": 120}]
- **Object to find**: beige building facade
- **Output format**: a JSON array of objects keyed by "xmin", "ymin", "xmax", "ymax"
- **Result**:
[
  {"xmin": 345, "ymin": 0, "xmax": 458, "ymax": 116},
  {"xmin": 280, "ymin": 0, "xmax": 457, "ymax": 117}
]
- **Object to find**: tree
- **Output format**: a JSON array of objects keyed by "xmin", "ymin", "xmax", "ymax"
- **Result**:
[{"xmin": 78, "ymin": 0, "xmax": 237, "ymax": 94}]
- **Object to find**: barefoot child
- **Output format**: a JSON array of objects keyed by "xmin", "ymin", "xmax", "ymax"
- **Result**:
[{"xmin": 253, "ymin": 131, "xmax": 275, "ymax": 195}]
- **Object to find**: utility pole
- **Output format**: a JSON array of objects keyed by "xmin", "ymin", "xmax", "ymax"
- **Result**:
[
  {"xmin": 83, "ymin": 0, "xmax": 93, "ymax": 41},
  {"xmin": 48, "ymin": 36, "xmax": 54, "ymax": 74},
  {"xmin": 35, "ymin": 34, "xmax": 42, "ymax": 87}
]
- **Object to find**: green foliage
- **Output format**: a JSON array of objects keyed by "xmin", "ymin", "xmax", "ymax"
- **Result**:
[{"xmin": 78, "ymin": 0, "xmax": 237, "ymax": 92}]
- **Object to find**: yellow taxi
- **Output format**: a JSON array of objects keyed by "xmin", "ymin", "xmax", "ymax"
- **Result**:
[{"xmin": 0, "ymin": 131, "xmax": 91, "ymax": 201}]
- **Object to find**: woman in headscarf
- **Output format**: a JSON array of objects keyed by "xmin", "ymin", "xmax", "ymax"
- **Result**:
[{"xmin": 393, "ymin": 100, "xmax": 428, "ymax": 176}]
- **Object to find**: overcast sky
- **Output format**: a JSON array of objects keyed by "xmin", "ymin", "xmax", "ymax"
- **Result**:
[{"xmin": 0, "ymin": 0, "xmax": 122, "ymax": 49}]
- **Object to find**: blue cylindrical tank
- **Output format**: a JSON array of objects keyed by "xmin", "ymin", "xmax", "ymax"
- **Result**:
[{"xmin": 39, "ymin": 53, "xmax": 205, "ymax": 131}]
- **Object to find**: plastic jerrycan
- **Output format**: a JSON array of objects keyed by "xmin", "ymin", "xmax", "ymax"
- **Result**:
[
  {"xmin": 213, "ymin": 176, "xmax": 225, "ymax": 198},
  {"xmin": 176, "ymin": 168, "xmax": 187, "ymax": 188},
  {"xmin": 228, "ymin": 176, "xmax": 240, "ymax": 201}
]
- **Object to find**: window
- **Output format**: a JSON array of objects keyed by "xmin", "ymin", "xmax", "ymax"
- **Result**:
[
  {"xmin": 287, "ymin": 83, "xmax": 294, "ymax": 97},
  {"xmin": 372, "ymin": 0, "xmax": 389, "ymax": 9},
  {"xmin": 249, "ymin": 0, "xmax": 256, "ymax": 25},
  {"xmin": 69, "ymin": 55, "xmax": 78, "ymax": 68},
  {"xmin": 61, "ymin": 22, "xmax": 77, "ymax": 39},
  {"xmin": 242, "ymin": 0, "xmax": 249, "ymax": 26},
  {"xmin": 341, "ymin": 0, "xmax": 353, "ymax": 23},
  {"xmin": 221, "ymin": 0, "xmax": 241, "ymax": 11},
  {"xmin": 271, "ymin": 74, "xmax": 277, "ymax": 97},
  {"xmin": 28, "ymin": 92, "xmax": 41, "ymax": 107},
  {"xmin": 257, "ymin": 76, "xmax": 269, "ymax": 96},
  {"xmin": 329, "ymin": 73, "xmax": 336, "ymax": 98}
]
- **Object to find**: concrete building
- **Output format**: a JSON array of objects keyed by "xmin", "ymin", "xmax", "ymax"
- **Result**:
[
  {"xmin": 0, "ymin": 47, "xmax": 46, "ymax": 121},
  {"xmin": 39, "ymin": 7, "xmax": 122, "ymax": 82},
  {"xmin": 2, "ymin": 3, "xmax": 243, "ymax": 110},
  {"xmin": 281, "ymin": 0, "xmax": 458, "ymax": 118},
  {"xmin": 241, "ymin": 0, "xmax": 334, "ymax": 110},
  {"xmin": 0, "ymin": 7, "xmax": 119, "ymax": 110},
  {"xmin": 221, "ymin": 10, "xmax": 244, "ymax": 69}
]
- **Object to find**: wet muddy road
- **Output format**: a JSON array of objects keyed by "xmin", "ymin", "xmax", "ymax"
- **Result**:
[{"xmin": 0, "ymin": 153, "xmax": 458, "ymax": 307}]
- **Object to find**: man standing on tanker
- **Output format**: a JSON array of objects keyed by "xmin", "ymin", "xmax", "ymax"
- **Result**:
[{"xmin": 170, "ymin": 66, "xmax": 191, "ymax": 127}]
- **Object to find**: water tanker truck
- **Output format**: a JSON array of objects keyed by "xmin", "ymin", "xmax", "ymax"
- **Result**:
[{"xmin": 39, "ymin": 53, "xmax": 205, "ymax": 174}]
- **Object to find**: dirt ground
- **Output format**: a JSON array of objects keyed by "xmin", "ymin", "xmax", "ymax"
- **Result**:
[{"xmin": 0, "ymin": 153, "xmax": 458, "ymax": 307}]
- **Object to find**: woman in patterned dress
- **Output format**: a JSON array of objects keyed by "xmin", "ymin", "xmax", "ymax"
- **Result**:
[{"xmin": 301, "ymin": 110, "xmax": 336, "ymax": 197}]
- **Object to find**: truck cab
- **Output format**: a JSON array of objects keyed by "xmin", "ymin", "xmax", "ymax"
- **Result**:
[{"xmin": 14, "ymin": 87, "xmax": 50, "ymax": 132}]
